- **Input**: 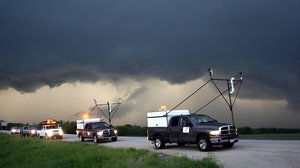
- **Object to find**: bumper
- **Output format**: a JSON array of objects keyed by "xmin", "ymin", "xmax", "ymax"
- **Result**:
[
  {"xmin": 210, "ymin": 135, "xmax": 238, "ymax": 144},
  {"xmin": 11, "ymin": 132, "xmax": 20, "ymax": 134},
  {"xmin": 48, "ymin": 134, "xmax": 63, "ymax": 139},
  {"xmin": 97, "ymin": 135, "xmax": 117, "ymax": 140}
]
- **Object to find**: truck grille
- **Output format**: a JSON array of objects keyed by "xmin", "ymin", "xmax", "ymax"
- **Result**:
[
  {"xmin": 102, "ymin": 129, "xmax": 116, "ymax": 137},
  {"xmin": 220, "ymin": 126, "xmax": 236, "ymax": 135}
]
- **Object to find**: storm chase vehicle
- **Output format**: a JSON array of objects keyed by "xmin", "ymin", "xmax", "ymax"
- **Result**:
[
  {"xmin": 37, "ymin": 119, "xmax": 64, "ymax": 139},
  {"xmin": 20, "ymin": 126, "xmax": 30, "ymax": 137},
  {"xmin": 147, "ymin": 110, "xmax": 238, "ymax": 151},
  {"xmin": 76, "ymin": 118, "xmax": 118, "ymax": 143},
  {"xmin": 28, "ymin": 125, "xmax": 39, "ymax": 137},
  {"xmin": 10, "ymin": 126, "xmax": 21, "ymax": 135}
]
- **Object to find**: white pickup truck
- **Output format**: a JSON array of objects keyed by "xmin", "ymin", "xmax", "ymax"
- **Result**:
[{"xmin": 37, "ymin": 125, "xmax": 64, "ymax": 139}]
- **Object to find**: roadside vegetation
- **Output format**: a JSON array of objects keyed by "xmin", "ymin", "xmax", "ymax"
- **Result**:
[
  {"xmin": 238, "ymin": 127, "xmax": 300, "ymax": 140},
  {"xmin": 239, "ymin": 133, "xmax": 300, "ymax": 140},
  {"xmin": 0, "ymin": 134, "xmax": 218, "ymax": 168},
  {"xmin": 238, "ymin": 127, "xmax": 300, "ymax": 134},
  {"xmin": 116, "ymin": 124, "xmax": 147, "ymax": 136}
]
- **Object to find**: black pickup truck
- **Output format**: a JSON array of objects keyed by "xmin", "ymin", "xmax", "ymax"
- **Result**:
[
  {"xmin": 147, "ymin": 114, "xmax": 238, "ymax": 151},
  {"xmin": 77, "ymin": 122, "xmax": 118, "ymax": 143}
]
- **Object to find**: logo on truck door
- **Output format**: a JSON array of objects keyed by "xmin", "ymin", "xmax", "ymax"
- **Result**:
[{"xmin": 182, "ymin": 127, "xmax": 190, "ymax": 133}]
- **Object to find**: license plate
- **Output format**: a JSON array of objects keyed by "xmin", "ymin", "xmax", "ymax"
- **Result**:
[{"xmin": 230, "ymin": 139, "xmax": 235, "ymax": 143}]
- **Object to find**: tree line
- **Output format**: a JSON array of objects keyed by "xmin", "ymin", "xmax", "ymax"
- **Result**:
[{"xmin": 1, "ymin": 120, "xmax": 300, "ymax": 135}]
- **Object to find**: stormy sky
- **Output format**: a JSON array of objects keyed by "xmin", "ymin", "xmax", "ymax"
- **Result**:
[{"xmin": 0, "ymin": 1, "xmax": 300, "ymax": 128}]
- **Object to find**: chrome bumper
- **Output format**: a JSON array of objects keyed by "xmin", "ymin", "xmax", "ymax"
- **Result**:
[
  {"xmin": 97, "ymin": 135, "xmax": 117, "ymax": 140},
  {"xmin": 210, "ymin": 137, "xmax": 238, "ymax": 144}
]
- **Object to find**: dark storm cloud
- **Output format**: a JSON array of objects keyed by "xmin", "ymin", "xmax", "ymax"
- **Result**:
[{"xmin": 0, "ymin": 1, "xmax": 300, "ymax": 109}]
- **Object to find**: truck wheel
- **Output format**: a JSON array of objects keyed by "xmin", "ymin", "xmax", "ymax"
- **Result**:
[
  {"xmin": 177, "ymin": 142, "xmax": 185, "ymax": 146},
  {"xmin": 93, "ymin": 135, "xmax": 99, "ymax": 143},
  {"xmin": 223, "ymin": 143, "xmax": 234, "ymax": 148},
  {"xmin": 79, "ymin": 134, "xmax": 84, "ymax": 142},
  {"xmin": 154, "ymin": 136, "xmax": 165, "ymax": 149},
  {"xmin": 112, "ymin": 137, "xmax": 117, "ymax": 142},
  {"xmin": 197, "ymin": 135, "xmax": 212, "ymax": 151}
]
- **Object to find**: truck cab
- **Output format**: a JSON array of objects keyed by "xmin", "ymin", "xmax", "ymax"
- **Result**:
[{"xmin": 147, "ymin": 110, "xmax": 238, "ymax": 151}]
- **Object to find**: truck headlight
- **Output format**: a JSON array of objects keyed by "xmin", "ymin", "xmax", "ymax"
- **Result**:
[
  {"xmin": 59, "ymin": 130, "xmax": 64, "ymax": 135},
  {"xmin": 114, "ymin": 130, "xmax": 118, "ymax": 134},
  {"xmin": 209, "ymin": 130, "xmax": 220, "ymax": 136},
  {"xmin": 31, "ymin": 130, "xmax": 36, "ymax": 134},
  {"xmin": 48, "ymin": 132, "xmax": 53, "ymax": 137},
  {"xmin": 97, "ymin": 131, "xmax": 103, "ymax": 136},
  {"xmin": 11, "ymin": 129, "xmax": 16, "ymax": 133}
]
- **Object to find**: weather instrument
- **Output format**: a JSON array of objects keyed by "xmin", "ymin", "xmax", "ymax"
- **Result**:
[
  {"xmin": 87, "ymin": 98, "xmax": 122, "ymax": 126},
  {"xmin": 166, "ymin": 68, "xmax": 243, "ymax": 126}
]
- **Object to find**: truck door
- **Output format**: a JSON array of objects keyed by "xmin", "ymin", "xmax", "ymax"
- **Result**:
[
  {"xmin": 179, "ymin": 116, "xmax": 194, "ymax": 142},
  {"xmin": 168, "ymin": 116, "xmax": 181, "ymax": 142},
  {"xmin": 84, "ymin": 124, "xmax": 92, "ymax": 138},
  {"xmin": 41, "ymin": 126, "xmax": 46, "ymax": 136}
]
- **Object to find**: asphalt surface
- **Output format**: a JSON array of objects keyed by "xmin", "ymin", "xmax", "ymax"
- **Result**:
[{"xmin": 62, "ymin": 134, "xmax": 300, "ymax": 168}]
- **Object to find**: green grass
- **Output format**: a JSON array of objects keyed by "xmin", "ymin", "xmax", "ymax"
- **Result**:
[
  {"xmin": 239, "ymin": 133, "xmax": 300, "ymax": 140},
  {"xmin": 0, "ymin": 134, "xmax": 218, "ymax": 168}
]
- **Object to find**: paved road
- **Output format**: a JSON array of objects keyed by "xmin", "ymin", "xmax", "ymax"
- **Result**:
[{"xmin": 63, "ymin": 134, "xmax": 300, "ymax": 168}]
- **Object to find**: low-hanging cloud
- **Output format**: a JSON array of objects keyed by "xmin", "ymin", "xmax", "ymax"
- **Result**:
[{"xmin": 0, "ymin": 1, "xmax": 299, "ymax": 110}]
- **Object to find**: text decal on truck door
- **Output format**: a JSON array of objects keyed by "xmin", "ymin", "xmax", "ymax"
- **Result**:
[{"xmin": 183, "ymin": 127, "xmax": 190, "ymax": 133}]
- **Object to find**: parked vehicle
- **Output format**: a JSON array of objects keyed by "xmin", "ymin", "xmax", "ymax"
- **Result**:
[
  {"xmin": 20, "ymin": 126, "xmax": 30, "ymax": 137},
  {"xmin": 29, "ymin": 125, "xmax": 39, "ymax": 137},
  {"xmin": 147, "ymin": 110, "xmax": 238, "ymax": 151},
  {"xmin": 76, "ymin": 118, "xmax": 118, "ymax": 143},
  {"xmin": 10, "ymin": 126, "xmax": 21, "ymax": 135},
  {"xmin": 37, "ymin": 119, "xmax": 63, "ymax": 139}
]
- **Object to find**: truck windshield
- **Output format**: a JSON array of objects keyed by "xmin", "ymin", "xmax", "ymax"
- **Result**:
[
  {"xmin": 29, "ymin": 125, "xmax": 39, "ymax": 129},
  {"xmin": 46, "ymin": 125, "xmax": 57, "ymax": 129},
  {"xmin": 190, "ymin": 115, "xmax": 216, "ymax": 123},
  {"xmin": 92, "ymin": 122, "xmax": 109, "ymax": 129}
]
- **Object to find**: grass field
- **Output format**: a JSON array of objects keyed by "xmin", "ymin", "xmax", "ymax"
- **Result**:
[
  {"xmin": 0, "ymin": 134, "xmax": 218, "ymax": 168},
  {"xmin": 239, "ymin": 133, "xmax": 300, "ymax": 140}
]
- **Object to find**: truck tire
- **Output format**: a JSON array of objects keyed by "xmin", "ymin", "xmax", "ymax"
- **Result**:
[
  {"xmin": 79, "ymin": 134, "xmax": 84, "ymax": 142},
  {"xmin": 112, "ymin": 137, "xmax": 117, "ymax": 142},
  {"xmin": 223, "ymin": 142, "xmax": 234, "ymax": 148},
  {"xmin": 177, "ymin": 142, "xmax": 185, "ymax": 146},
  {"xmin": 154, "ymin": 136, "xmax": 165, "ymax": 149},
  {"xmin": 197, "ymin": 135, "xmax": 212, "ymax": 151},
  {"xmin": 93, "ymin": 135, "xmax": 99, "ymax": 143}
]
